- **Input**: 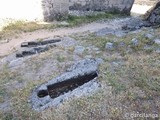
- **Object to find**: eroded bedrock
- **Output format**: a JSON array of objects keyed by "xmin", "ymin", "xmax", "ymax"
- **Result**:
[
  {"xmin": 95, "ymin": 17, "xmax": 151, "ymax": 37},
  {"xmin": 30, "ymin": 58, "xmax": 103, "ymax": 111}
]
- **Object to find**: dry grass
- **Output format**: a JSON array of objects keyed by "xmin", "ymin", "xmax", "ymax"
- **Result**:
[
  {"xmin": 0, "ymin": 24, "xmax": 160, "ymax": 120},
  {"xmin": 0, "ymin": 21, "xmax": 56, "ymax": 40},
  {"xmin": 0, "ymin": 13, "xmax": 125, "ymax": 41}
]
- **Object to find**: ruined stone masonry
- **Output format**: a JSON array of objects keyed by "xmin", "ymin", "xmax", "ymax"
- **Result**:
[
  {"xmin": 69, "ymin": 0, "xmax": 135, "ymax": 14},
  {"xmin": 0, "ymin": 0, "xmax": 134, "ymax": 25},
  {"xmin": 42, "ymin": 0, "xmax": 69, "ymax": 21}
]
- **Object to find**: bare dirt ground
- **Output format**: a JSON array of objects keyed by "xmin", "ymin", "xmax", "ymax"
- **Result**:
[{"xmin": 0, "ymin": 19, "xmax": 126, "ymax": 57}]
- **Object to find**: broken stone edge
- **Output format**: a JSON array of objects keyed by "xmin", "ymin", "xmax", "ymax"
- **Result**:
[{"xmin": 30, "ymin": 58, "xmax": 103, "ymax": 111}]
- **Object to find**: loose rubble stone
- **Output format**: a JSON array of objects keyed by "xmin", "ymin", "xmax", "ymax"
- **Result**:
[
  {"xmin": 154, "ymin": 39, "xmax": 160, "ymax": 45},
  {"xmin": 131, "ymin": 38, "xmax": 139, "ymax": 46},
  {"xmin": 145, "ymin": 33, "xmax": 154, "ymax": 40},
  {"xmin": 96, "ymin": 17, "xmax": 151, "ymax": 38},
  {"xmin": 105, "ymin": 42, "xmax": 114, "ymax": 51},
  {"xmin": 121, "ymin": 18, "xmax": 151, "ymax": 31},
  {"xmin": 143, "ymin": 45, "xmax": 154, "ymax": 51},
  {"xmin": 74, "ymin": 46, "xmax": 85, "ymax": 54}
]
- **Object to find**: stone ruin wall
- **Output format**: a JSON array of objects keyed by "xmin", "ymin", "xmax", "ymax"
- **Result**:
[
  {"xmin": 0, "ymin": 0, "xmax": 134, "ymax": 23},
  {"xmin": 1, "ymin": 0, "xmax": 159, "ymax": 24},
  {"xmin": 42, "ymin": 0, "xmax": 69, "ymax": 21},
  {"xmin": 69, "ymin": 0, "xmax": 135, "ymax": 14},
  {"xmin": 0, "ymin": 0, "xmax": 139, "ymax": 30}
]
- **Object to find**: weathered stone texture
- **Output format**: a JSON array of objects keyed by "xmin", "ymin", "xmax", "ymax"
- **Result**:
[
  {"xmin": 145, "ymin": 1, "xmax": 160, "ymax": 25},
  {"xmin": 1, "ymin": 0, "xmax": 160, "ymax": 24},
  {"xmin": 69, "ymin": 0, "xmax": 135, "ymax": 14},
  {"xmin": 134, "ymin": 0, "xmax": 158, "ymax": 5},
  {"xmin": 31, "ymin": 58, "xmax": 102, "ymax": 111},
  {"xmin": 42, "ymin": 0, "xmax": 69, "ymax": 21}
]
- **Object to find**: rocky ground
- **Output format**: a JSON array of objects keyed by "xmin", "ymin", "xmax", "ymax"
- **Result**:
[{"xmin": 0, "ymin": 11, "xmax": 160, "ymax": 119}]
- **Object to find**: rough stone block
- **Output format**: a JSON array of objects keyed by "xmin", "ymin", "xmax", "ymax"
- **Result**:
[
  {"xmin": 42, "ymin": 0, "xmax": 69, "ymax": 21},
  {"xmin": 30, "ymin": 58, "xmax": 102, "ymax": 111}
]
